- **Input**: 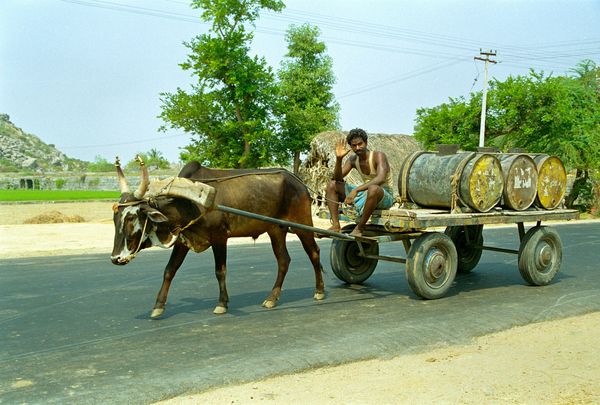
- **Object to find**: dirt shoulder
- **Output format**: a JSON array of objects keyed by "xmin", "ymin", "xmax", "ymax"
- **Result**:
[
  {"xmin": 155, "ymin": 311, "xmax": 600, "ymax": 405},
  {"xmin": 2, "ymin": 202, "xmax": 599, "ymax": 404}
]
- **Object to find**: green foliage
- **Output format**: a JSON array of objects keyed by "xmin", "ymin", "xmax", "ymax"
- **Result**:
[
  {"xmin": 277, "ymin": 24, "xmax": 340, "ymax": 173},
  {"xmin": 159, "ymin": 0, "xmax": 286, "ymax": 168},
  {"xmin": 413, "ymin": 60, "xmax": 600, "ymax": 210},
  {"xmin": 414, "ymin": 95, "xmax": 482, "ymax": 150},
  {"xmin": 54, "ymin": 178, "xmax": 66, "ymax": 189},
  {"xmin": 0, "ymin": 158, "xmax": 20, "ymax": 172},
  {"xmin": 415, "ymin": 61, "xmax": 600, "ymax": 168},
  {"xmin": 0, "ymin": 190, "xmax": 119, "ymax": 201},
  {"xmin": 87, "ymin": 155, "xmax": 115, "ymax": 172},
  {"xmin": 125, "ymin": 149, "xmax": 171, "ymax": 171}
]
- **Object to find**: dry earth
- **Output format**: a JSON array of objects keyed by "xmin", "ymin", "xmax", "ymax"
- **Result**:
[{"xmin": 1, "ymin": 201, "xmax": 599, "ymax": 404}]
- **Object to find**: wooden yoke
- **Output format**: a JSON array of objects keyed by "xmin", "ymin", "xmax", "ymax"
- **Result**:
[{"xmin": 146, "ymin": 177, "xmax": 217, "ymax": 210}]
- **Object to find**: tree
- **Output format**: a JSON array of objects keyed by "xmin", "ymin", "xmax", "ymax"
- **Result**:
[
  {"xmin": 125, "ymin": 149, "xmax": 171, "ymax": 171},
  {"xmin": 277, "ymin": 24, "xmax": 340, "ymax": 174},
  {"xmin": 414, "ymin": 61, "xmax": 600, "ymax": 209},
  {"xmin": 159, "ymin": 0, "xmax": 285, "ymax": 168},
  {"xmin": 413, "ymin": 94, "xmax": 482, "ymax": 151},
  {"xmin": 87, "ymin": 155, "xmax": 114, "ymax": 172}
]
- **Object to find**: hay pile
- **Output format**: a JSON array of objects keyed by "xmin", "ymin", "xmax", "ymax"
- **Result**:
[
  {"xmin": 299, "ymin": 131, "xmax": 422, "ymax": 210},
  {"xmin": 23, "ymin": 211, "xmax": 86, "ymax": 224}
]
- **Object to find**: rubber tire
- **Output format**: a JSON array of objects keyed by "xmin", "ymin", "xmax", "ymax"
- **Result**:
[
  {"xmin": 330, "ymin": 225, "xmax": 379, "ymax": 284},
  {"xmin": 406, "ymin": 232, "xmax": 458, "ymax": 299},
  {"xmin": 518, "ymin": 226, "xmax": 562, "ymax": 286},
  {"xmin": 444, "ymin": 225, "xmax": 484, "ymax": 273}
]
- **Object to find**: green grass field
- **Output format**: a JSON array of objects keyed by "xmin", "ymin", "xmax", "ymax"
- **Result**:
[{"xmin": 0, "ymin": 190, "xmax": 120, "ymax": 202}]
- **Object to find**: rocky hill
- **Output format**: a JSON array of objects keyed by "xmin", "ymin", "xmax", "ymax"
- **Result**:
[{"xmin": 0, "ymin": 113, "xmax": 87, "ymax": 172}]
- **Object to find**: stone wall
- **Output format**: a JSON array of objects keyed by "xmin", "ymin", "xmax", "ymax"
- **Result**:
[{"xmin": 0, "ymin": 173, "xmax": 156, "ymax": 191}]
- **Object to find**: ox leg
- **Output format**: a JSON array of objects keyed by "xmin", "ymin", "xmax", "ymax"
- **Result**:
[
  {"xmin": 263, "ymin": 226, "xmax": 291, "ymax": 309},
  {"xmin": 297, "ymin": 230, "xmax": 326, "ymax": 301},
  {"xmin": 211, "ymin": 241, "xmax": 229, "ymax": 315},
  {"xmin": 151, "ymin": 243, "xmax": 190, "ymax": 318}
]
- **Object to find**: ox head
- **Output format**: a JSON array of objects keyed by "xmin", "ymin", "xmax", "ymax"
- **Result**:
[{"xmin": 110, "ymin": 156, "xmax": 170, "ymax": 265}]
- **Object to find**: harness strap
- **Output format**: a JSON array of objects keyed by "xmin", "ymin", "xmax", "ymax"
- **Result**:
[{"xmin": 171, "ymin": 214, "xmax": 203, "ymax": 235}]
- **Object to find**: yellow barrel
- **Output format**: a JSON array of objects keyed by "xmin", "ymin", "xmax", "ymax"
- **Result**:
[
  {"xmin": 532, "ymin": 154, "xmax": 567, "ymax": 209},
  {"xmin": 498, "ymin": 154, "xmax": 538, "ymax": 211},
  {"xmin": 399, "ymin": 151, "xmax": 504, "ymax": 212}
]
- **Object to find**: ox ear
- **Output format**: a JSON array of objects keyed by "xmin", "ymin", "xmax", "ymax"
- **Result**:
[{"xmin": 141, "ymin": 206, "xmax": 169, "ymax": 223}]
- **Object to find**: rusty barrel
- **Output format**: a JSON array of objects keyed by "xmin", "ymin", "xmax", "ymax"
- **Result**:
[
  {"xmin": 498, "ymin": 154, "xmax": 538, "ymax": 211},
  {"xmin": 398, "ymin": 151, "xmax": 504, "ymax": 212},
  {"xmin": 531, "ymin": 154, "xmax": 567, "ymax": 209}
]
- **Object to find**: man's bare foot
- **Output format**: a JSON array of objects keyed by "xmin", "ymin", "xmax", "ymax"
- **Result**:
[
  {"xmin": 327, "ymin": 225, "xmax": 341, "ymax": 232},
  {"xmin": 350, "ymin": 227, "xmax": 363, "ymax": 237}
]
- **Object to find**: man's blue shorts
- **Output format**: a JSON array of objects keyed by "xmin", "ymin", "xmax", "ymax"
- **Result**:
[{"xmin": 344, "ymin": 183, "xmax": 395, "ymax": 217}]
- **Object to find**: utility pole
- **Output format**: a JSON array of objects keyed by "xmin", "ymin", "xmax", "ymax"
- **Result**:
[{"xmin": 474, "ymin": 49, "xmax": 497, "ymax": 148}]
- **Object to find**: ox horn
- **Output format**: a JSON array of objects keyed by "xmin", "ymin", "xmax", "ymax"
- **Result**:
[
  {"xmin": 133, "ymin": 155, "xmax": 149, "ymax": 200},
  {"xmin": 115, "ymin": 156, "xmax": 130, "ymax": 194}
]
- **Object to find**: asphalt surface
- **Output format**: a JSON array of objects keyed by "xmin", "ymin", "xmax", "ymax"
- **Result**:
[{"xmin": 1, "ymin": 222, "xmax": 599, "ymax": 404}]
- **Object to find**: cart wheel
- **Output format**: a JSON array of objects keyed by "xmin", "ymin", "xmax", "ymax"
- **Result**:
[
  {"xmin": 406, "ymin": 232, "xmax": 458, "ymax": 299},
  {"xmin": 518, "ymin": 226, "xmax": 562, "ymax": 286},
  {"xmin": 444, "ymin": 225, "xmax": 484, "ymax": 273},
  {"xmin": 330, "ymin": 225, "xmax": 379, "ymax": 284}
]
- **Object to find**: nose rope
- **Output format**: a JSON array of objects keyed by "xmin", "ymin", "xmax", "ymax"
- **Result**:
[{"xmin": 126, "ymin": 217, "xmax": 149, "ymax": 262}]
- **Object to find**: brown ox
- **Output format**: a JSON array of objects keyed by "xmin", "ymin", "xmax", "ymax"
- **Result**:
[{"xmin": 111, "ymin": 159, "xmax": 325, "ymax": 317}]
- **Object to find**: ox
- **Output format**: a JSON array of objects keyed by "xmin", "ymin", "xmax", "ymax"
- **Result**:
[{"xmin": 111, "ymin": 158, "xmax": 325, "ymax": 317}]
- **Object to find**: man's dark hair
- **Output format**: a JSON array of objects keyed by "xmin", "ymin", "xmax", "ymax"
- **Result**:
[{"xmin": 346, "ymin": 128, "xmax": 368, "ymax": 145}]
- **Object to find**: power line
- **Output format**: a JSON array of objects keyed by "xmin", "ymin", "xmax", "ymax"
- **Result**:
[
  {"xmin": 338, "ymin": 59, "xmax": 465, "ymax": 98},
  {"xmin": 60, "ymin": 133, "xmax": 187, "ymax": 150},
  {"xmin": 57, "ymin": 0, "xmax": 600, "ymax": 69}
]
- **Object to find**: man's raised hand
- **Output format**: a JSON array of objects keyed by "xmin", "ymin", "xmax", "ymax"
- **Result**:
[{"xmin": 335, "ymin": 138, "xmax": 351, "ymax": 159}]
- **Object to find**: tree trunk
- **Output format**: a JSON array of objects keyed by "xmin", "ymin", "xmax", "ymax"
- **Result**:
[
  {"xmin": 293, "ymin": 151, "xmax": 301, "ymax": 175},
  {"xmin": 241, "ymin": 138, "xmax": 251, "ymax": 168},
  {"xmin": 564, "ymin": 168, "xmax": 588, "ymax": 208}
]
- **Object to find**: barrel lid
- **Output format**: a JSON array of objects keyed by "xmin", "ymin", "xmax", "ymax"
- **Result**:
[
  {"xmin": 500, "ymin": 154, "xmax": 538, "ymax": 210},
  {"xmin": 536, "ymin": 156, "xmax": 567, "ymax": 209},
  {"xmin": 467, "ymin": 154, "xmax": 504, "ymax": 212}
]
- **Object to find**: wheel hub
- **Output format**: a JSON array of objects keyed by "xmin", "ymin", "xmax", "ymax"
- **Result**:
[
  {"xmin": 537, "ymin": 242, "xmax": 553, "ymax": 268},
  {"xmin": 425, "ymin": 249, "xmax": 446, "ymax": 281}
]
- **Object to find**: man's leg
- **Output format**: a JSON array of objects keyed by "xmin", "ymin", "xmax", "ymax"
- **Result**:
[
  {"xmin": 351, "ymin": 184, "xmax": 384, "ymax": 237},
  {"xmin": 326, "ymin": 180, "xmax": 346, "ymax": 232}
]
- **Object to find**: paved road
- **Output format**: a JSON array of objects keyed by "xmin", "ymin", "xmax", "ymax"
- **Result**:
[{"xmin": 1, "ymin": 222, "xmax": 599, "ymax": 404}]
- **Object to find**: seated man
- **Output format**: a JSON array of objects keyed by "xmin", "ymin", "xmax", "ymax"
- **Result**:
[{"xmin": 325, "ymin": 128, "xmax": 395, "ymax": 237}]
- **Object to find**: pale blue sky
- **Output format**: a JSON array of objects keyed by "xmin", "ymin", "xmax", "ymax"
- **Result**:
[{"xmin": 2, "ymin": 0, "xmax": 599, "ymax": 163}]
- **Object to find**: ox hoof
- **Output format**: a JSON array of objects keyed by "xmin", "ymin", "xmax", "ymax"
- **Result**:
[
  {"xmin": 262, "ymin": 299, "xmax": 277, "ymax": 309},
  {"xmin": 150, "ymin": 308, "xmax": 164, "ymax": 318},
  {"xmin": 314, "ymin": 291, "xmax": 325, "ymax": 301},
  {"xmin": 213, "ymin": 305, "xmax": 227, "ymax": 315}
]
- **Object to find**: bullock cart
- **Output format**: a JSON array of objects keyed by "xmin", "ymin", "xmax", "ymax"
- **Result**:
[{"xmin": 217, "ymin": 205, "xmax": 578, "ymax": 300}]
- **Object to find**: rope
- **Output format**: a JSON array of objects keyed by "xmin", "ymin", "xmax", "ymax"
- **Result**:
[
  {"xmin": 128, "ymin": 217, "xmax": 149, "ymax": 261},
  {"xmin": 450, "ymin": 152, "xmax": 476, "ymax": 213},
  {"xmin": 170, "ymin": 214, "xmax": 203, "ymax": 236}
]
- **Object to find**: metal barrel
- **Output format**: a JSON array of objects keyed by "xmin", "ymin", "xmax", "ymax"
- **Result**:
[
  {"xmin": 531, "ymin": 154, "xmax": 567, "ymax": 209},
  {"xmin": 497, "ymin": 153, "xmax": 538, "ymax": 211},
  {"xmin": 399, "ymin": 151, "xmax": 504, "ymax": 212}
]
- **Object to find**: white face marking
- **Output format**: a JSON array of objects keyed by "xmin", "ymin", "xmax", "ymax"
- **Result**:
[{"xmin": 111, "ymin": 205, "xmax": 145, "ymax": 263}]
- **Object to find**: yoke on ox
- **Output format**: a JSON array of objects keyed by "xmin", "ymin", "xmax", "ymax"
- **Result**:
[{"xmin": 111, "ymin": 157, "xmax": 325, "ymax": 317}]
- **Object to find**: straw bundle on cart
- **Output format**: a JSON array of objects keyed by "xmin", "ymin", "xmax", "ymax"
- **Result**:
[{"xmin": 298, "ymin": 130, "xmax": 421, "ymax": 210}]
